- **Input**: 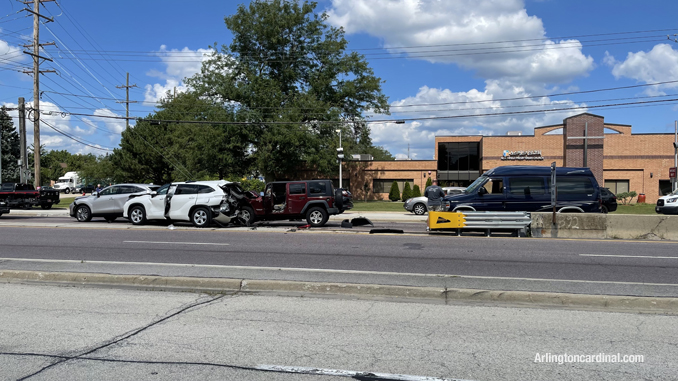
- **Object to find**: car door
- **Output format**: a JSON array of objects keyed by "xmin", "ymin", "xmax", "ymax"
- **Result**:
[
  {"xmin": 286, "ymin": 182, "xmax": 307, "ymax": 215},
  {"xmin": 147, "ymin": 184, "xmax": 170, "ymax": 219},
  {"xmin": 506, "ymin": 177, "xmax": 548, "ymax": 211},
  {"xmin": 115, "ymin": 186, "xmax": 146, "ymax": 214},
  {"xmin": 92, "ymin": 186, "xmax": 122, "ymax": 214},
  {"xmin": 475, "ymin": 177, "xmax": 506, "ymax": 211},
  {"xmin": 168, "ymin": 184, "xmax": 199, "ymax": 220}
]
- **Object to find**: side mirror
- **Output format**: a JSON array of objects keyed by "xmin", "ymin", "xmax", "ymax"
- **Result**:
[
  {"xmin": 150, "ymin": 191, "xmax": 158, "ymax": 197},
  {"xmin": 478, "ymin": 187, "xmax": 488, "ymax": 195}
]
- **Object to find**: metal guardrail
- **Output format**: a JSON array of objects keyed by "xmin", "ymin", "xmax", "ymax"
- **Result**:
[{"xmin": 428, "ymin": 211, "xmax": 531, "ymax": 237}]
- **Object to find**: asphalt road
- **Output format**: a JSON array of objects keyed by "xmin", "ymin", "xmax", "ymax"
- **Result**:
[
  {"xmin": 3, "ymin": 283, "xmax": 675, "ymax": 381},
  {"xmin": 1, "ymin": 224, "xmax": 677, "ymax": 297}
]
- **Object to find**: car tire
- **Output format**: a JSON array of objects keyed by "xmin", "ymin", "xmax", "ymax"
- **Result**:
[
  {"xmin": 413, "ymin": 203, "xmax": 427, "ymax": 215},
  {"xmin": 306, "ymin": 206, "xmax": 328, "ymax": 227},
  {"xmin": 64, "ymin": 188, "xmax": 71, "ymax": 194},
  {"xmin": 334, "ymin": 189, "xmax": 344, "ymax": 210},
  {"xmin": 191, "ymin": 207, "xmax": 211, "ymax": 228},
  {"xmin": 129, "ymin": 206, "xmax": 147, "ymax": 225},
  {"xmin": 75, "ymin": 205, "xmax": 92, "ymax": 222},
  {"xmin": 239, "ymin": 206, "xmax": 256, "ymax": 226},
  {"xmin": 601, "ymin": 205, "xmax": 609, "ymax": 214}
]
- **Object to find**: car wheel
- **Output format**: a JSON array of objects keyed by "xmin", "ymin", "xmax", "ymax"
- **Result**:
[
  {"xmin": 76, "ymin": 205, "xmax": 92, "ymax": 222},
  {"xmin": 239, "ymin": 206, "xmax": 256, "ymax": 226},
  {"xmin": 601, "ymin": 205, "xmax": 609, "ymax": 214},
  {"xmin": 191, "ymin": 207, "xmax": 211, "ymax": 228},
  {"xmin": 129, "ymin": 206, "xmax": 146, "ymax": 225},
  {"xmin": 64, "ymin": 188, "xmax": 71, "ymax": 194},
  {"xmin": 305, "ymin": 206, "xmax": 328, "ymax": 227},
  {"xmin": 413, "ymin": 203, "xmax": 427, "ymax": 215}
]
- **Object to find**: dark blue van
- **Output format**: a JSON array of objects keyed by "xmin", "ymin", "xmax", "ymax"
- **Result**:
[{"xmin": 443, "ymin": 166, "xmax": 602, "ymax": 213}]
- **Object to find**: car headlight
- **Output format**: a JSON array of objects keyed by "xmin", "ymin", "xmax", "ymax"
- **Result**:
[
  {"xmin": 405, "ymin": 198, "xmax": 412, "ymax": 203},
  {"xmin": 668, "ymin": 198, "xmax": 678, "ymax": 203}
]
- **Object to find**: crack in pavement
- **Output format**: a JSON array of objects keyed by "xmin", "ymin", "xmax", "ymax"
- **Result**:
[{"xmin": 12, "ymin": 294, "xmax": 226, "ymax": 380}]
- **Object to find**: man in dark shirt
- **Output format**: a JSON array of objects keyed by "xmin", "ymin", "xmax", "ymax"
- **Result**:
[{"xmin": 424, "ymin": 179, "xmax": 445, "ymax": 230}]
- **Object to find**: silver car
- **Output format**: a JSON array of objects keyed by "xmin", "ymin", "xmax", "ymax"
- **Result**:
[
  {"xmin": 403, "ymin": 187, "xmax": 466, "ymax": 215},
  {"xmin": 69, "ymin": 183, "xmax": 160, "ymax": 222}
]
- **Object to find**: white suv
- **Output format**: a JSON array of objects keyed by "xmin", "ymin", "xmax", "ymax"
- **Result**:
[
  {"xmin": 69, "ymin": 183, "xmax": 160, "ymax": 222},
  {"xmin": 123, "ymin": 180, "xmax": 255, "ymax": 227}
]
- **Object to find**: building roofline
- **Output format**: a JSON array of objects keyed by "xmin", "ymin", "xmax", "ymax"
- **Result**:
[{"xmin": 564, "ymin": 112, "xmax": 605, "ymax": 120}]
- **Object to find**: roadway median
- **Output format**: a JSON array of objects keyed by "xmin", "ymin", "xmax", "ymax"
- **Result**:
[{"xmin": 2, "ymin": 269, "xmax": 678, "ymax": 314}]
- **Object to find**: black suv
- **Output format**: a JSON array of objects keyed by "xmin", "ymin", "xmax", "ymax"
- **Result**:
[{"xmin": 600, "ymin": 187, "xmax": 618, "ymax": 213}]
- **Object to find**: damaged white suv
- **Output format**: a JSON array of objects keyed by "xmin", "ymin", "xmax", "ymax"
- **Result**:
[{"xmin": 122, "ymin": 180, "xmax": 256, "ymax": 227}]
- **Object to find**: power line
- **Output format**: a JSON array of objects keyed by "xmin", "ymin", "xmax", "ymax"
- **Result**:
[{"xmin": 40, "ymin": 116, "xmax": 111, "ymax": 151}]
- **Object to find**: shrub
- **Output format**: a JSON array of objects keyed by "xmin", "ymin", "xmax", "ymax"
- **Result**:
[
  {"xmin": 388, "ymin": 181, "xmax": 401, "ymax": 201},
  {"xmin": 402, "ymin": 182, "xmax": 412, "ymax": 200},
  {"xmin": 425, "ymin": 177, "xmax": 433, "ymax": 188},
  {"xmin": 412, "ymin": 184, "xmax": 421, "ymax": 198},
  {"xmin": 616, "ymin": 191, "xmax": 638, "ymax": 205}
]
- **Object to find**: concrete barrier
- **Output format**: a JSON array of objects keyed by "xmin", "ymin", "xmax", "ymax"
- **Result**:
[{"xmin": 531, "ymin": 212, "xmax": 678, "ymax": 240}]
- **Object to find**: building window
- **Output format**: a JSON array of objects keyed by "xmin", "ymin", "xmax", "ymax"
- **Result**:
[
  {"xmin": 605, "ymin": 180, "xmax": 629, "ymax": 195},
  {"xmin": 373, "ymin": 179, "xmax": 414, "ymax": 193},
  {"xmin": 659, "ymin": 180, "xmax": 673, "ymax": 196},
  {"xmin": 437, "ymin": 142, "xmax": 480, "ymax": 172}
]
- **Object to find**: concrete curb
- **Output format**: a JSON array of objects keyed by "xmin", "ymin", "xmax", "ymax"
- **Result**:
[{"xmin": 2, "ymin": 269, "xmax": 678, "ymax": 314}]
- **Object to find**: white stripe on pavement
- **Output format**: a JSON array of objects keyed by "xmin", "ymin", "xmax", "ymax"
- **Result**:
[
  {"xmin": 580, "ymin": 254, "xmax": 678, "ymax": 259},
  {"xmin": 254, "ymin": 364, "xmax": 473, "ymax": 381},
  {"xmin": 123, "ymin": 241, "xmax": 230, "ymax": 246},
  {"xmin": 1, "ymin": 258, "xmax": 678, "ymax": 287}
]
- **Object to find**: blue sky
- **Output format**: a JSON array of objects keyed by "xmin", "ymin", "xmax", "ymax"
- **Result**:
[{"xmin": 1, "ymin": 0, "xmax": 677, "ymax": 160}]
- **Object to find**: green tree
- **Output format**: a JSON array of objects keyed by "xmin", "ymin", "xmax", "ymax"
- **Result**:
[
  {"xmin": 110, "ymin": 92, "xmax": 252, "ymax": 184},
  {"xmin": 1, "ymin": 106, "xmax": 21, "ymax": 182},
  {"xmin": 186, "ymin": 0, "xmax": 389, "ymax": 180},
  {"xmin": 412, "ymin": 184, "xmax": 421, "ymax": 198},
  {"xmin": 402, "ymin": 181, "xmax": 412, "ymax": 200},
  {"xmin": 388, "ymin": 180, "xmax": 400, "ymax": 201},
  {"xmin": 425, "ymin": 177, "xmax": 433, "ymax": 188}
]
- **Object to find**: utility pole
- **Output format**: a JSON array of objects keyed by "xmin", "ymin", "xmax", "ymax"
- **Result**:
[
  {"xmin": 116, "ymin": 72, "xmax": 137, "ymax": 130},
  {"xmin": 674, "ymin": 120, "xmax": 677, "ymax": 192},
  {"xmin": 18, "ymin": 97, "xmax": 28, "ymax": 183},
  {"xmin": 21, "ymin": 0, "xmax": 55, "ymax": 187}
]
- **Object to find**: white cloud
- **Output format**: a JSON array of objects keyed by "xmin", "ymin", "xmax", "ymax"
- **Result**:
[
  {"xmin": 144, "ymin": 45, "xmax": 214, "ymax": 103},
  {"xmin": 93, "ymin": 108, "xmax": 126, "ymax": 134},
  {"xmin": 0, "ymin": 36, "xmax": 25, "ymax": 67},
  {"xmin": 327, "ymin": 0, "xmax": 593, "ymax": 86},
  {"xmin": 607, "ymin": 44, "xmax": 678, "ymax": 95},
  {"xmin": 372, "ymin": 83, "xmax": 586, "ymax": 159}
]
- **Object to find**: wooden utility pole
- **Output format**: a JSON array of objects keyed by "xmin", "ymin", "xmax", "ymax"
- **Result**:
[
  {"xmin": 21, "ymin": 0, "xmax": 55, "ymax": 187},
  {"xmin": 18, "ymin": 97, "xmax": 28, "ymax": 183},
  {"xmin": 116, "ymin": 72, "xmax": 137, "ymax": 130}
]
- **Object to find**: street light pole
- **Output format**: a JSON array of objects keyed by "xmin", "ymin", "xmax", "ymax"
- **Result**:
[{"xmin": 336, "ymin": 129, "xmax": 343, "ymax": 189}]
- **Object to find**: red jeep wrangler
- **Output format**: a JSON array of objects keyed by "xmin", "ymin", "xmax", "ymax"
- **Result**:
[{"xmin": 248, "ymin": 180, "xmax": 352, "ymax": 227}]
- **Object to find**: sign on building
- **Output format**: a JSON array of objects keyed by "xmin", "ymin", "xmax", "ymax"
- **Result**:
[
  {"xmin": 670, "ymin": 167, "xmax": 677, "ymax": 179},
  {"xmin": 501, "ymin": 150, "xmax": 544, "ymax": 161}
]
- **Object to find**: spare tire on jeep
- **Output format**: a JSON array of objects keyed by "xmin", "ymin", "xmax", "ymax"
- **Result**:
[{"xmin": 334, "ymin": 189, "xmax": 344, "ymax": 210}]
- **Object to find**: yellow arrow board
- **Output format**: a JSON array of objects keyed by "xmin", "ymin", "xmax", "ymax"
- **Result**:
[{"xmin": 428, "ymin": 211, "xmax": 466, "ymax": 230}]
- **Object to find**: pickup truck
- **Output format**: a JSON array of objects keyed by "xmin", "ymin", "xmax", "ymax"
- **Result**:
[{"xmin": 0, "ymin": 183, "xmax": 61, "ymax": 210}]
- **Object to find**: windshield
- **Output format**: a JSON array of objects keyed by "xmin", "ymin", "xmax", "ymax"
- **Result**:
[
  {"xmin": 669, "ymin": 188, "xmax": 678, "ymax": 196},
  {"xmin": 56, "ymin": 179, "xmax": 71, "ymax": 183},
  {"xmin": 465, "ymin": 176, "xmax": 488, "ymax": 194}
]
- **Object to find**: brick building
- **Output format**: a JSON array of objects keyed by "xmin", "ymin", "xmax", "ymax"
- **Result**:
[{"xmin": 348, "ymin": 113, "xmax": 677, "ymax": 203}]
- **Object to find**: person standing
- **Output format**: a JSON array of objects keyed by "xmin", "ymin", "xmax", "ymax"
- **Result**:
[{"xmin": 424, "ymin": 179, "xmax": 445, "ymax": 231}]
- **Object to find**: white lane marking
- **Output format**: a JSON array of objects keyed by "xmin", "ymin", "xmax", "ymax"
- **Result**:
[
  {"xmin": 254, "ymin": 364, "xmax": 473, "ymax": 381},
  {"xmin": 580, "ymin": 254, "xmax": 678, "ymax": 259},
  {"xmin": 123, "ymin": 241, "xmax": 230, "ymax": 246},
  {"xmin": 1, "ymin": 258, "xmax": 678, "ymax": 287}
]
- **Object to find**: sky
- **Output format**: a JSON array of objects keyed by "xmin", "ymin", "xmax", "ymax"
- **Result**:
[{"xmin": 1, "ymin": 0, "xmax": 678, "ymax": 161}]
